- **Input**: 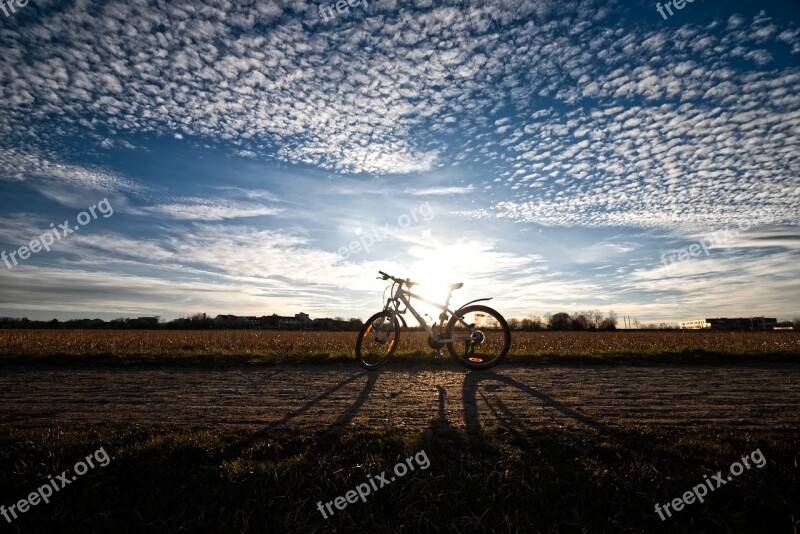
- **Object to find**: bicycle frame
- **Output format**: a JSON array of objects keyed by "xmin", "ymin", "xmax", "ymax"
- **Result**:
[
  {"xmin": 384, "ymin": 282, "xmax": 477, "ymax": 343},
  {"xmin": 359, "ymin": 271, "xmax": 510, "ymax": 371}
]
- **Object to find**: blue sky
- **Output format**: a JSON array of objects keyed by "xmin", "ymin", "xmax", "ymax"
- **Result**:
[{"xmin": 0, "ymin": 0, "xmax": 798, "ymax": 324}]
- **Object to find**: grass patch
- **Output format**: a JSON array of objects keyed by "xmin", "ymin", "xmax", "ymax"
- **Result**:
[{"xmin": 0, "ymin": 424, "xmax": 797, "ymax": 533}]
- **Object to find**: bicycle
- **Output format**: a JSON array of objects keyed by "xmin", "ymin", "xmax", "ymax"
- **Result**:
[{"xmin": 355, "ymin": 271, "xmax": 511, "ymax": 370}]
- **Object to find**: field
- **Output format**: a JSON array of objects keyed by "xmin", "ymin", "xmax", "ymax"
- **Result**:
[
  {"xmin": 1, "ymin": 329, "xmax": 798, "ymax": 362},
  {"xmin": 1, "ymin": 330, "xmax": 798, "ymax": 533}
]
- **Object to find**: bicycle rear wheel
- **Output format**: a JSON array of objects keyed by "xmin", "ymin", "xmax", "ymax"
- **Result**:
[
  {"xmin": 356, "ymin": 312, "xmax": 400, "ymax": 370},
  {"xmin": 445, "ymin": 305, "xmax": 511, "ymax": 370}
]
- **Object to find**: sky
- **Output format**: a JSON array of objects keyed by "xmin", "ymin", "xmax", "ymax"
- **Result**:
[{"xmin": 0, "ymin": 0, "xmax": 798, "ymax": 325}]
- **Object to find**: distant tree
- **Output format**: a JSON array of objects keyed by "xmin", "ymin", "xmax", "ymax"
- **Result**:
[
  {"xmin": 599, "ymin": 310, "xmax": 618, "ymax": 331},
  {"xmin": 793, "ymin": 317, "xmax": 800, "ymax": 329},
  {"xmin": 507, "ymin": 318, "xmax": 521, "ymax": 330},
  {"xmin": 549, "ymin": 312, "xmax": 571, "ymax": 330},
  {"xmin": 586, "ymin": 310, "xmax": 603, "ymax": 329},
  {"xmin": 520, "ymin": 316, "xmax": 544, "ymax": 331},
  {"xmin": 570, "ymin": 313, "xmax": 590, "ymax": 331},
  {"xmin": 109, "ymin": 318, "xmax": 129, "ymax": 329}
]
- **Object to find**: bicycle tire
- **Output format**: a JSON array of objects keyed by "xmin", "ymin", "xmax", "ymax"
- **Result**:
[
  {"xmin": 445, "ymin": 305, "xmax": 511, "ymax": 370},
  {"xmin": 356, "ymin": 311, "xmax": 400, "ymax": 370}
]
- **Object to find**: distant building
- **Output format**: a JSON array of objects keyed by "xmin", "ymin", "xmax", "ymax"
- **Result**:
[
  {"xmin": 212, "ymin": 314, "xmax": 251, "ymax": 326},
  {"xmin": 679, "ymin": 317, "xmax": 778, "ymax": 330},
  {"xmin": 269, "ymin": 312, "xmax": 311, "ymax": 328},
  {"xmin": 678, "ymin": 319, "xmax": 711, "ymax": 330}
]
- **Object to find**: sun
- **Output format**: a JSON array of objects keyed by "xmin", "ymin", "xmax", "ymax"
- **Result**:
[{"xmin": 404, "ymin": 239, "xmax": 474, "ymax": 302}]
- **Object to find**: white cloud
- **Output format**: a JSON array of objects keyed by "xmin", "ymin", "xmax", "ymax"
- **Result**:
[
  {"xmin": 0, "ymin": 148, "xmax": 145, "ymax": 197},
  {"xmin": 144, "ymin": 198, "xmax": 284, "ymax": 221},
  {"xmin": 406, "ymin": 185, "xmax": 475, "ymax": 196}
]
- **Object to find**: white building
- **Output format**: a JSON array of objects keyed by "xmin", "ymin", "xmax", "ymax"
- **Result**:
[{"xmin": 678, "ymin": 319, "xmax": 711, "ymax": 329}]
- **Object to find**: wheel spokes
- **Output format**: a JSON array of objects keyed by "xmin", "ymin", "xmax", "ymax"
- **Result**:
[
  {"xmin": 449, "ymin": 309, "xmax": 508, "ymax": 365},
  {"xmin": 359, "ymin": 315, "xmax": 398, "ymax": 368}
]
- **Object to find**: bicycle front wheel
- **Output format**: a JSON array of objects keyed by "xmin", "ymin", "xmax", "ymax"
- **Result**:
[
  {"xmin": 445, "ymin": 305, "xmax": 511, "ymax": 370},
  {"xmin": 356, "ymin": 312, "xmax": 400, "ymax": 370}
]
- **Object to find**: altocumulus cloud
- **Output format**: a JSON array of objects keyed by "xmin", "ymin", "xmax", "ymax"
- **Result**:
[{"xmin": 0, "ymin": 0, "xmax": 798, "ymax": 323}]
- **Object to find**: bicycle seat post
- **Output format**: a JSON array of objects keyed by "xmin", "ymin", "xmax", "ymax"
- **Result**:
[{"xmin": 440, "ymin": 288, "xmax": 454, "ymax": 325}]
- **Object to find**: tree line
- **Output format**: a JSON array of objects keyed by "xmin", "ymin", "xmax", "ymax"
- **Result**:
[
  {"xmin": 0, "ymin": 315, "xmax": 365, "ymax": 331},
  {"xmin": 508, "ymin": 311, "xmax": 619, "ymax": 331}
]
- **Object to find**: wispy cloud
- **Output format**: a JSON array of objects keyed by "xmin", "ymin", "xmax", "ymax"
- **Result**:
[
  {"xmin": 144, "ymin": 198, "xmax": 283, "ymax": 221},
  {"xmin": 407, "ymin": 185, "xmax": 476, "ymax": 196},
  {"xmin": 0, "ymin": 149, "xmax": 145, "ymax": 197}
]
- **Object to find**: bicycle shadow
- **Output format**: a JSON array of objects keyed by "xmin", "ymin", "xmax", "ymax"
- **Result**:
[
  {"xmin": 218, "ymin": 370, "xmax": 379, "ymax": 460},
  {"xmin": 461, "ymin": 369, "xmax": 616, "ymax": 441},
  {"xmin": 428, "ymin": 384, "xmax": 459, "ymax": 436}
]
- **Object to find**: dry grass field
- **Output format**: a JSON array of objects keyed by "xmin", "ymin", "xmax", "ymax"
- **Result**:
[{"xmin": 0, "ymin": 329, "xmax": 798, "ymax": 362}]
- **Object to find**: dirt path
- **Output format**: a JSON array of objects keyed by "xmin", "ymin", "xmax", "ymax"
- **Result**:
[{"xmin": 2, "ymin": 363, "xmax": 799, "ymax": 435}]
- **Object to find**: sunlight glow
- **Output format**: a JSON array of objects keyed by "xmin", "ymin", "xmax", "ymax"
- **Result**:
[{"xmin": 402, "ymin": 239, "xmax": 488, "ymax": 317}]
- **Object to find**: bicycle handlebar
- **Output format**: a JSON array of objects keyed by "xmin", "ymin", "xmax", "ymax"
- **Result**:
[
  {"xmin": 377, "ymin": 271, "xmax": 423, "ymax": 287},
  {"xmin": 378, "ymin": 270, "xmax": 402, "ymax": 282}
]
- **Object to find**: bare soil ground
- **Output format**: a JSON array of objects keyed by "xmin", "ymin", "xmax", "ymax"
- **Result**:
[
  {"xmin": 1, "ymin": 362, "xmax": 799, "ymax": 533},
  {"xmin": 2, "ymin": 363, "xmax": 799, "ymax": 434}
]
